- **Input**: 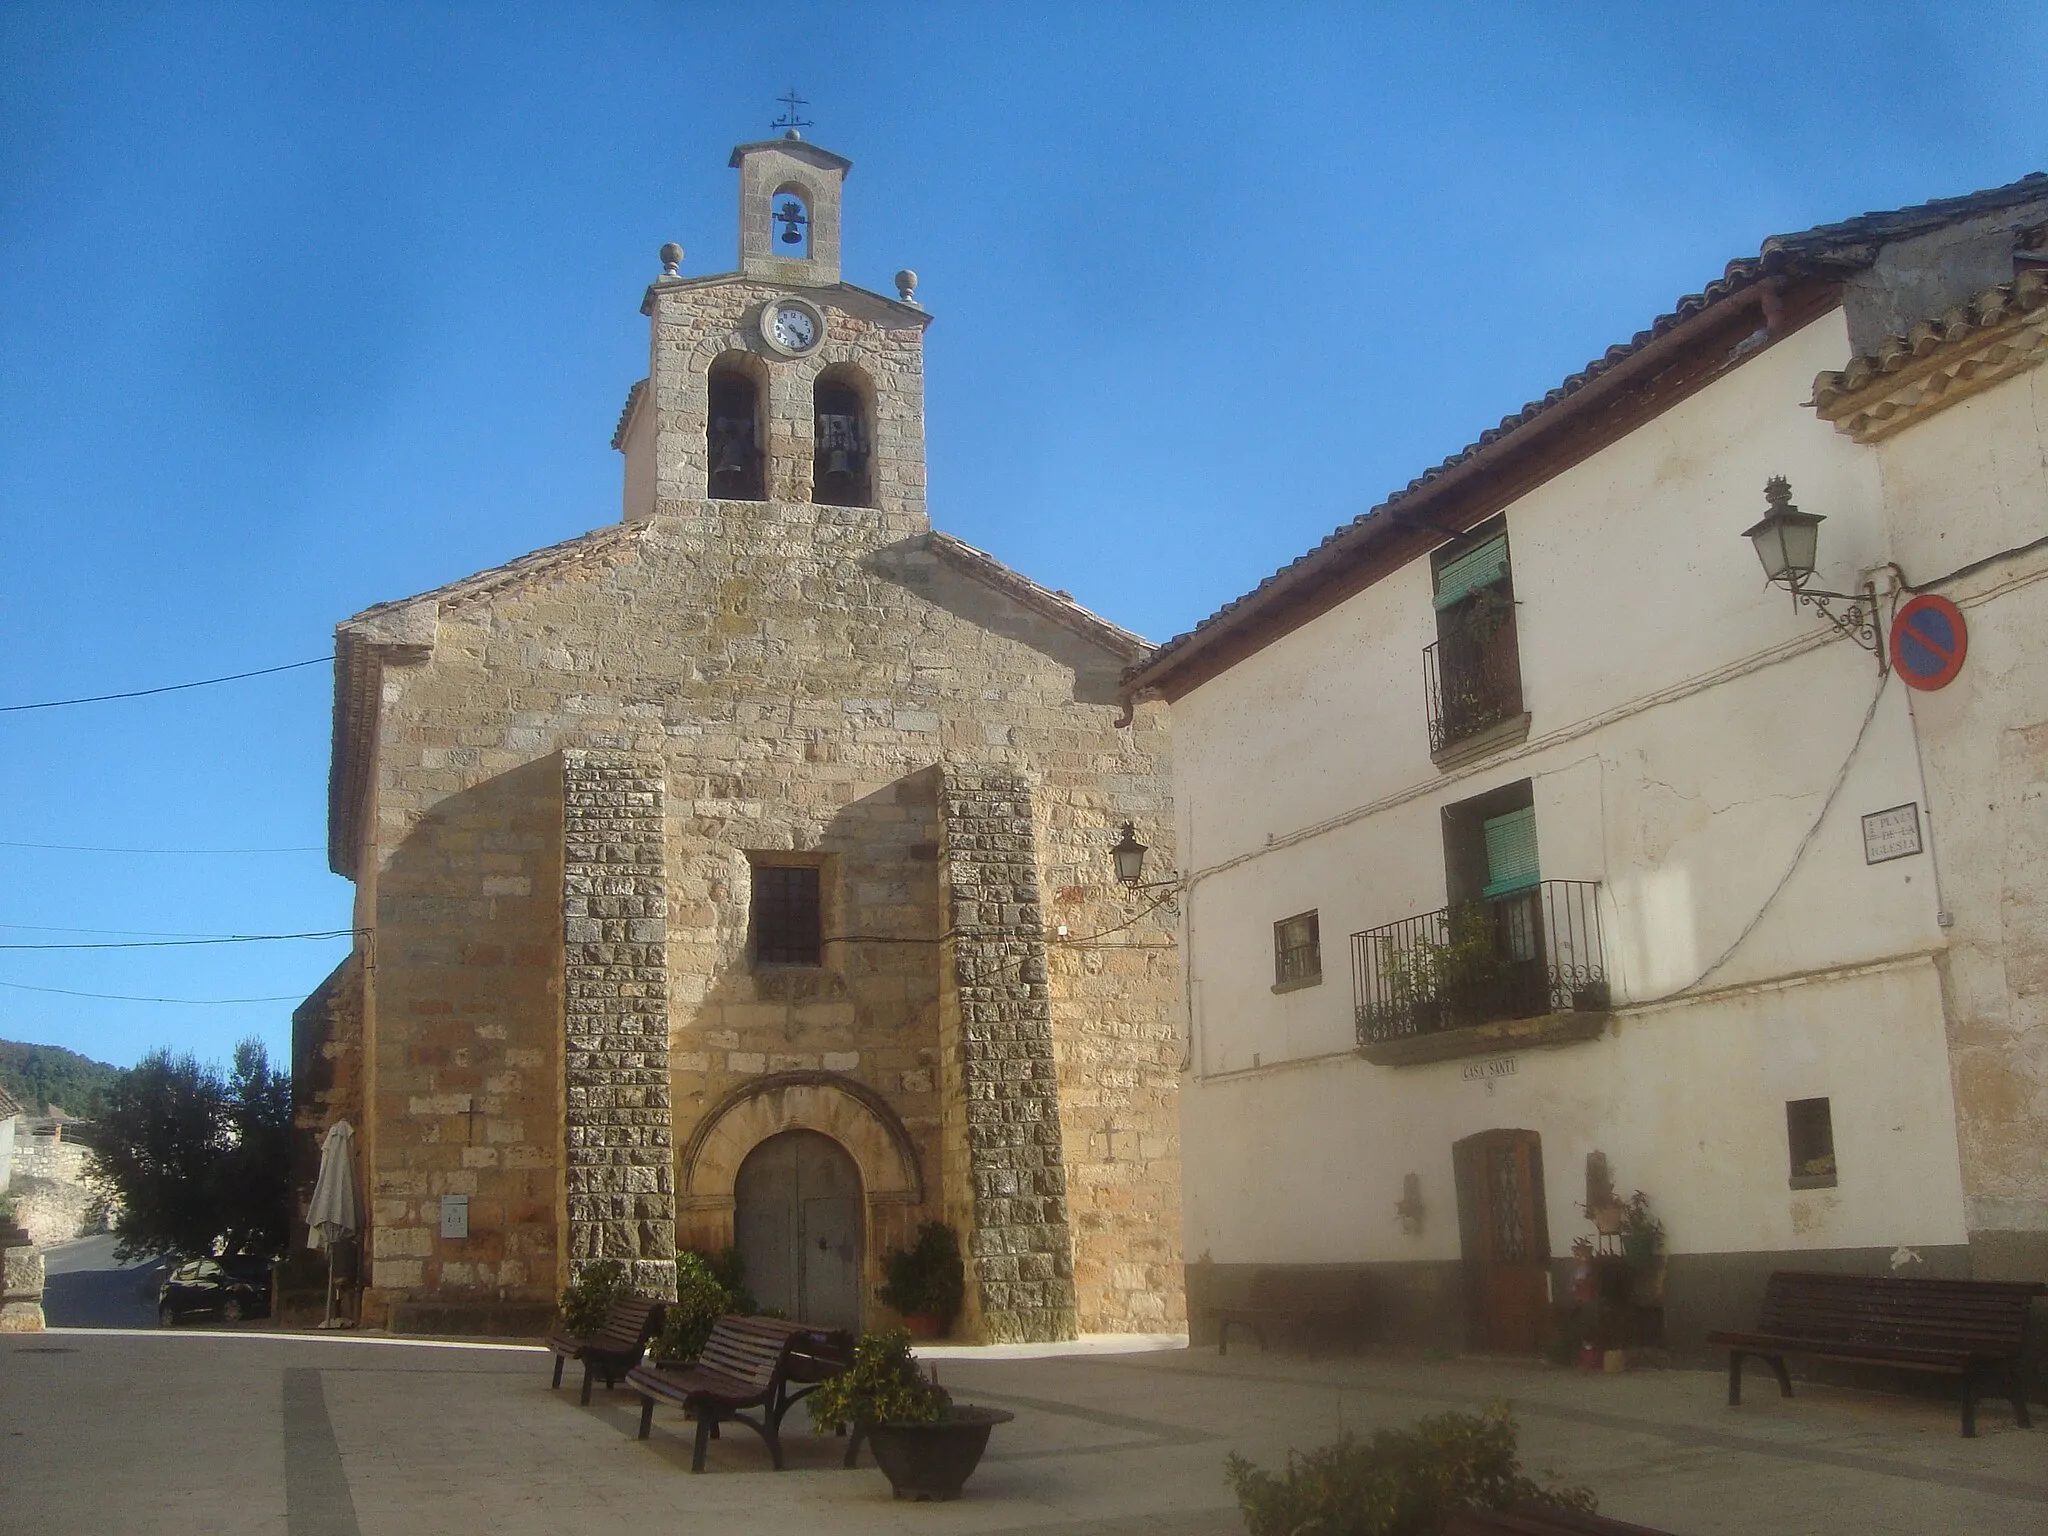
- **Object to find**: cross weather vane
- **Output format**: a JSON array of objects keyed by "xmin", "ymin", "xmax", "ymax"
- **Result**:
[{"xmin": 772, "ymin": 88, "xmax": 813, "ymax": 136}]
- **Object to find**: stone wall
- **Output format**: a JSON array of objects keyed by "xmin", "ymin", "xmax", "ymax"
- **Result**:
[
  {"xmin": 360, "ymin": 751, "xmax": 565, "ymax": 1330},
  {"xmin": 637, "ymin": 277, "xmax": 928, "ymax": 523},
  {"xmin": 562, "ymin": 748, "xmax": 677, "ymax": 1299},
  {"xmin": 291, "ymin": 953, "xmax": 364, "ymax": 1236},
  {"xmin": 337, "ymin": 507, "xmax": 1186, "ymax": 1334},
  {"xmin": 0, "ymin": 1246, "xmax": 44, "ymax": 1333},
  {"xmin": 938, "ymin": 768, "xmax": 1078, "ymax": 1342}
]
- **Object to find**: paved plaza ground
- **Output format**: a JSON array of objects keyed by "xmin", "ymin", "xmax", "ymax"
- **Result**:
[{"xmin": 3, "ymin": 1326, "xmax": 2044, "ymax": 1535}]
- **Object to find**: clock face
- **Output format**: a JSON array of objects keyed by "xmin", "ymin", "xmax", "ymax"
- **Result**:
[{"xmin": 769, "ymin": 302, "xmax": 818, "ymax": 353}]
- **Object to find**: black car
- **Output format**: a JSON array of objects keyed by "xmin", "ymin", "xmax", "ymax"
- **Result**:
[{"xmin": 157, "ymin": 1255, "xmax": 274, "ymax": 1325}]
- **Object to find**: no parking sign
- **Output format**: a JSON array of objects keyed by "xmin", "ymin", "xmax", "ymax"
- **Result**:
[{"xmin": 1890, "ymin": 594, "xmax": 1968, "ymax": 690}]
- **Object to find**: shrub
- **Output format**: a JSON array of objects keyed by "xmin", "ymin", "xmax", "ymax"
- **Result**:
[
  {"xmin": 878, "ymin": 1220, "xmax": 965, "ymax": 1324},
  {"xmin": 1225, "ymin": 1403, "xmax": 1594, "ymax": 1536},
  {"xmin": 806, "ymin": 1327, "xmax": 950, "ymax": 1430},
  {"xmin": 654, "ymin": 1250, "xmax": 735, "ymax": 1363},
  {"xmin": 558, "ymin": 1258, "xmax": 630, "ymax": 1334},
  {"xmin": 705, "ymin": 1245, "xmax": 757, "ymax": 1314}
]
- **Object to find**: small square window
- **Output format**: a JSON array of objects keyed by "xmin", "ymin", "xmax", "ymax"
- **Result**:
[
  {"xmin": 1273, "ymin": 910, "xmax": 1321, "ymax": 990},
  {"xmin": 1786, "ymin": 1097, "xmax": 1837, "ymax": 1189},
  {"xmin": 751, "ymin": 864, "xmax": 822, "ymax": 967}
]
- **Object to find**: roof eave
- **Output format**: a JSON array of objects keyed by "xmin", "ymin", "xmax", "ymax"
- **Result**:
[{"xmin": 1121, "ymin": 270, "xmax": 1812, "ymax": 701}]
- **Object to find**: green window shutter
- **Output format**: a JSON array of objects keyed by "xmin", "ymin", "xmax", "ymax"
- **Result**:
[
  {"xmin": 1433, "ymin": 535, "xmax": 1510, "ymax": 610},
  {"xmin": 1482, "ymin": 806, "xmax": 1540, "ymax": 898}
]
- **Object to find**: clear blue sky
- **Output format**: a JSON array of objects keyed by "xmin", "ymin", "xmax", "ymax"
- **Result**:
[{"xmin": 2, "ymin": 2, "xmax": 2041, "ymax": 1074}]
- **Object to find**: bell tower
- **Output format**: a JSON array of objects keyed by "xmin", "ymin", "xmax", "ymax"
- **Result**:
[
  {"xmin": 731, "ymin": 134, "xmax": 850, "ymax": 286},
  {"xmin": 615, "ymin": 126, "xmax": 932, "ymax": 533}
]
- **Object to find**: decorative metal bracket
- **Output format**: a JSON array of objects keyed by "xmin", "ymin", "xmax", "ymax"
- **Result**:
[{"xmin": 1786, "ymin": 579, "xmax": 1885, "ymax": 668}]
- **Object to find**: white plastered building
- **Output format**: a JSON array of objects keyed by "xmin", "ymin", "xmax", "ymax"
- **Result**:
[{"xmin": 1122, "ymin": 174, "xmax": 2048, "ymax": 1359}]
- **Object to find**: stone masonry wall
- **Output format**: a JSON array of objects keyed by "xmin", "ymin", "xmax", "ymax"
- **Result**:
[
  {"xmin": 348, "ymin": 510, "xmax": 1183, "ymax": 1333},
  {"xmin": 562, "ymin": 749, "xmax": 678, "ymax": 1300},
  {"xmin": 641, "ymin": 276, "xmax": 928, "ymax": 523},
  {"xmin": 290, "ymin": 953, "xmax": 364, "ymax": 1243},
  {"xmin": 361, "ymin": 749, "xmax": 564, "ymax": 1330},
  {"xmin": 939, "ymin": 768, "xmax": 1078, "ymax": 1342}
]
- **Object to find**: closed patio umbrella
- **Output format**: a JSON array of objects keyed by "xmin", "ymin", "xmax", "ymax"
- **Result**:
[{"xmin": 306, "ymin": 1120, "xmax": 358, "ymax": 1327}]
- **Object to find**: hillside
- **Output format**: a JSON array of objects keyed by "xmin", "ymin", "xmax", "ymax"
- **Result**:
[{"xmin": 0, "ymin": 1038, "xmax": 124, "ymax": 1118}]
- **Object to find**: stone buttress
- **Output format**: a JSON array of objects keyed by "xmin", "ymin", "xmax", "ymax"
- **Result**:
[
  {"xmin": 562, "ymin": 749, "xmax": 678, "ymax": 1299},
  {"xmin": 937, "ymin": 767, "xmax": 1079, "ymax": 1342}
]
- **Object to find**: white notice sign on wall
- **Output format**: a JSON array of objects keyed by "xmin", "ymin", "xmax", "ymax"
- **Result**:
[
  {"xmin": 439, "ymin": 1194, "xmax": 469, "ymax": 1240},
  {"xmin": 1862, "ymin": 803, "xmax": 1923, "ymax": 865}
]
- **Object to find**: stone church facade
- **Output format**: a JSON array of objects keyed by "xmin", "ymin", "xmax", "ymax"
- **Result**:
[{"xmin": 294, "ymin": 133, "xmax": 1185, "ymax": 1341}]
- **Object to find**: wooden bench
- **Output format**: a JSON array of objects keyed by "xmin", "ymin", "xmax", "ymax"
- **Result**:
[
  {"xmin": 626, "ymin": 1315, "xmax": 852, "ymax": 1471},
  {"xmin": 544, "ymin": 1294, "xmax": 668, "ymax": 1406},
  {"xmin": 1208, "ymin": 1268, "xmax": 1373, "ymax": 1355},
  {"xmin": 1444, "ymin": 1505, "xmax": 1674, "ymax": 1534},
  {"xmin": 1706, "ymin": 1270, "xmax": 2046, "ymax": 1437}
]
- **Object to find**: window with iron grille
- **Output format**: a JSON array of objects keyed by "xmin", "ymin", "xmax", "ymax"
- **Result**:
[
  {"xmin": 751, "ymin": 864, "xmax": 822, "ymax": 967},
  {"xmin": 1273, "ymin": 910, "xmax": 1321, "ymax": 988}
]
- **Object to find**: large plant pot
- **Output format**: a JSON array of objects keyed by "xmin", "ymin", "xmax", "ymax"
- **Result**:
[
  {"xmin": 901, "ymin": 1311, "xmax": 945, "ymax": 1341},
  {"xmin": 863, "ymin": 1407, "xmax": 1014, "ymax": 1501}
]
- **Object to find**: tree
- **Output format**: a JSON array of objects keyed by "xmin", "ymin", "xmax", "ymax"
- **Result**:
[
  {"xmin": 221, "ymin": 1039, "xmax": 292, "ymax": 1255},
  {"xmin": 87, "ymin": 1039, "xmax": 292, "ymax": 1260},
  {"xmin": 0, "ymin": 1037, "xmax": 123, "ymax": 1117}
]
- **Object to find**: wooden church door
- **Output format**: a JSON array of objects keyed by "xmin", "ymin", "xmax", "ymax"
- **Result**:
[
  {"xmin": 1453, "ymin": 1129, "xmax": 1551, "ymax": 1352},
  {"xmin": 733, "ymin": 1129, "xmax": 863, "ymax": 1333}
]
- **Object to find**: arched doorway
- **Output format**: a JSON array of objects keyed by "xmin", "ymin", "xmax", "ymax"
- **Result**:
[{"xmin": 733, "ymin": 1129, "xmax": 863, "ymax": 1332}]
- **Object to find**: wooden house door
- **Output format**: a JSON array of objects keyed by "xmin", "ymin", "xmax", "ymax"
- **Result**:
[{"xmin": 1453, "ymin": 1129, "xmax": 1551, "ymax": 1352}]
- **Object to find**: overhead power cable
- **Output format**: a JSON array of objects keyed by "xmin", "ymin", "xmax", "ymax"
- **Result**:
[
  {"xmin": 0, "ymin": 841, "xmax": 322, "ymax": 854},
  {"xmin": 0, "ymin": 923, "xmax": 240, "ymax": 939},
  {"xmin": 0, "ymin": 978, "xmax": 304, "ymax": 1006},
  {"xmin": 0, "ymin": 928, "xmax": 359, "ymax": 951},
  {"xmin": 0, "ymin": 655, "xmax": 332, "ymax": 713}
]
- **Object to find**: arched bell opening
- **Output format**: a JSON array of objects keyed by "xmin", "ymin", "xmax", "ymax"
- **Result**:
[
  {"xmin": 771, "ymin": 184, "xmax": 811, "ymax": 259},
  {"xmin": 812, "ymin": 364, "xmax": 874, "ymax": 509},
  {"xmin": 733, "ymin": 1128, "xmax": 864, "ymax": 1333},
  {"xmin": 706, "ymin": 352, "xmax": 767, "ymax": 502}
]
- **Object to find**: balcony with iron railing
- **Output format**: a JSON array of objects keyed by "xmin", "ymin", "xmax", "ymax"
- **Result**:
[
  {"xmin": 1423, "ymin": 608, "xmax": 1526, "ymax": 763},
  {"xmin": 1351, "ymin": 880, "xmax": 1610, "ymax": 1065}
]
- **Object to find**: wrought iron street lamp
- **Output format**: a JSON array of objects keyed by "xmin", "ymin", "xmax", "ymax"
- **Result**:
[
  {"xmin": 1111, "ymin": 822, "xmax": 1150, "ymax": 886},
  {"xmin": 1742, "ymin": 476, "xmax": 1883, "ymax": 662}
]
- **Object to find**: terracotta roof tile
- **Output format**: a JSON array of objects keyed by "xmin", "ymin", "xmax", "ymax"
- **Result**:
[
  {"xmin": 610, "ymin": 379, "xmax": 647, "ymax": 452},
  {"xmin": 1812, "ymin": 267, "xmax": 2048, "ymax": 414}
]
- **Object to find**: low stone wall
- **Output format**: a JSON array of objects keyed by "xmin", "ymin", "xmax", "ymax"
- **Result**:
[
  {"xmin": 1, "ymin": 1247, "xmax": 45, "ymax": 1332},
  {"xmin": 9, "ymin": 1174, "xmax": 98, "ymax": 1248}
]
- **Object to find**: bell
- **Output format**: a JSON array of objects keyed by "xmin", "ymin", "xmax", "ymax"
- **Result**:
[
  {"xmin": 710, "ymin": 435, "xmax": 748, "ymax": 487},
  {"xmin": 820, "ymin": 448, "xmax": 855, "ymax": 487},
  {"xmin": 782, "ymin": 226, "xmax": 804, "ymax": 246}
]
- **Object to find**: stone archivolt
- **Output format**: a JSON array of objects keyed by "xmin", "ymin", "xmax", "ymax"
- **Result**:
[{"xmin": 679, "ymin": 1071, "xmax": 925, "ymax": 1216}]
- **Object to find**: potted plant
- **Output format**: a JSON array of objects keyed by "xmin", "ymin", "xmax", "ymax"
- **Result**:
[
  {"xmin": 1378, "ymin": 934, "xmax": 1445, "ymax": 1035},
  {"xmin": 556, "ymin": 1257, "xmax": 630, "ymax": 1334},
  {"xmin": 1619, "ymin": 1191, "xmax": 1666, "ymax": 1305},
  {"xmin": 651, "ymin": 1251, "xmax": 735, "ymax": 1365},
  {"xmin": 878, "ymin": 1221, "xmax": 965, "ymax": 1339},
  {"xmin": 809, "ymin": 1328, "xmax": 1013, "ymax": 1501},
  {"xmin": 1619, "ymin": 1191, "xmax": 1663, "ymax": 1269}
]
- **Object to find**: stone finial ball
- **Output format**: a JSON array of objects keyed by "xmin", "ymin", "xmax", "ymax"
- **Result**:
[
  {"xmin": 895, "ymin": 269, "xmax": 919, "ymax": 301},
  {"xmin": 659, "ymin": 242, "xmax": 684, "ymax": 275}
]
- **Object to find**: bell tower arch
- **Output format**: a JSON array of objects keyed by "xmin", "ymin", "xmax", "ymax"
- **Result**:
[{"xmin": 731, "ymin": 135, "xmax": 850, "ymax": 286}]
